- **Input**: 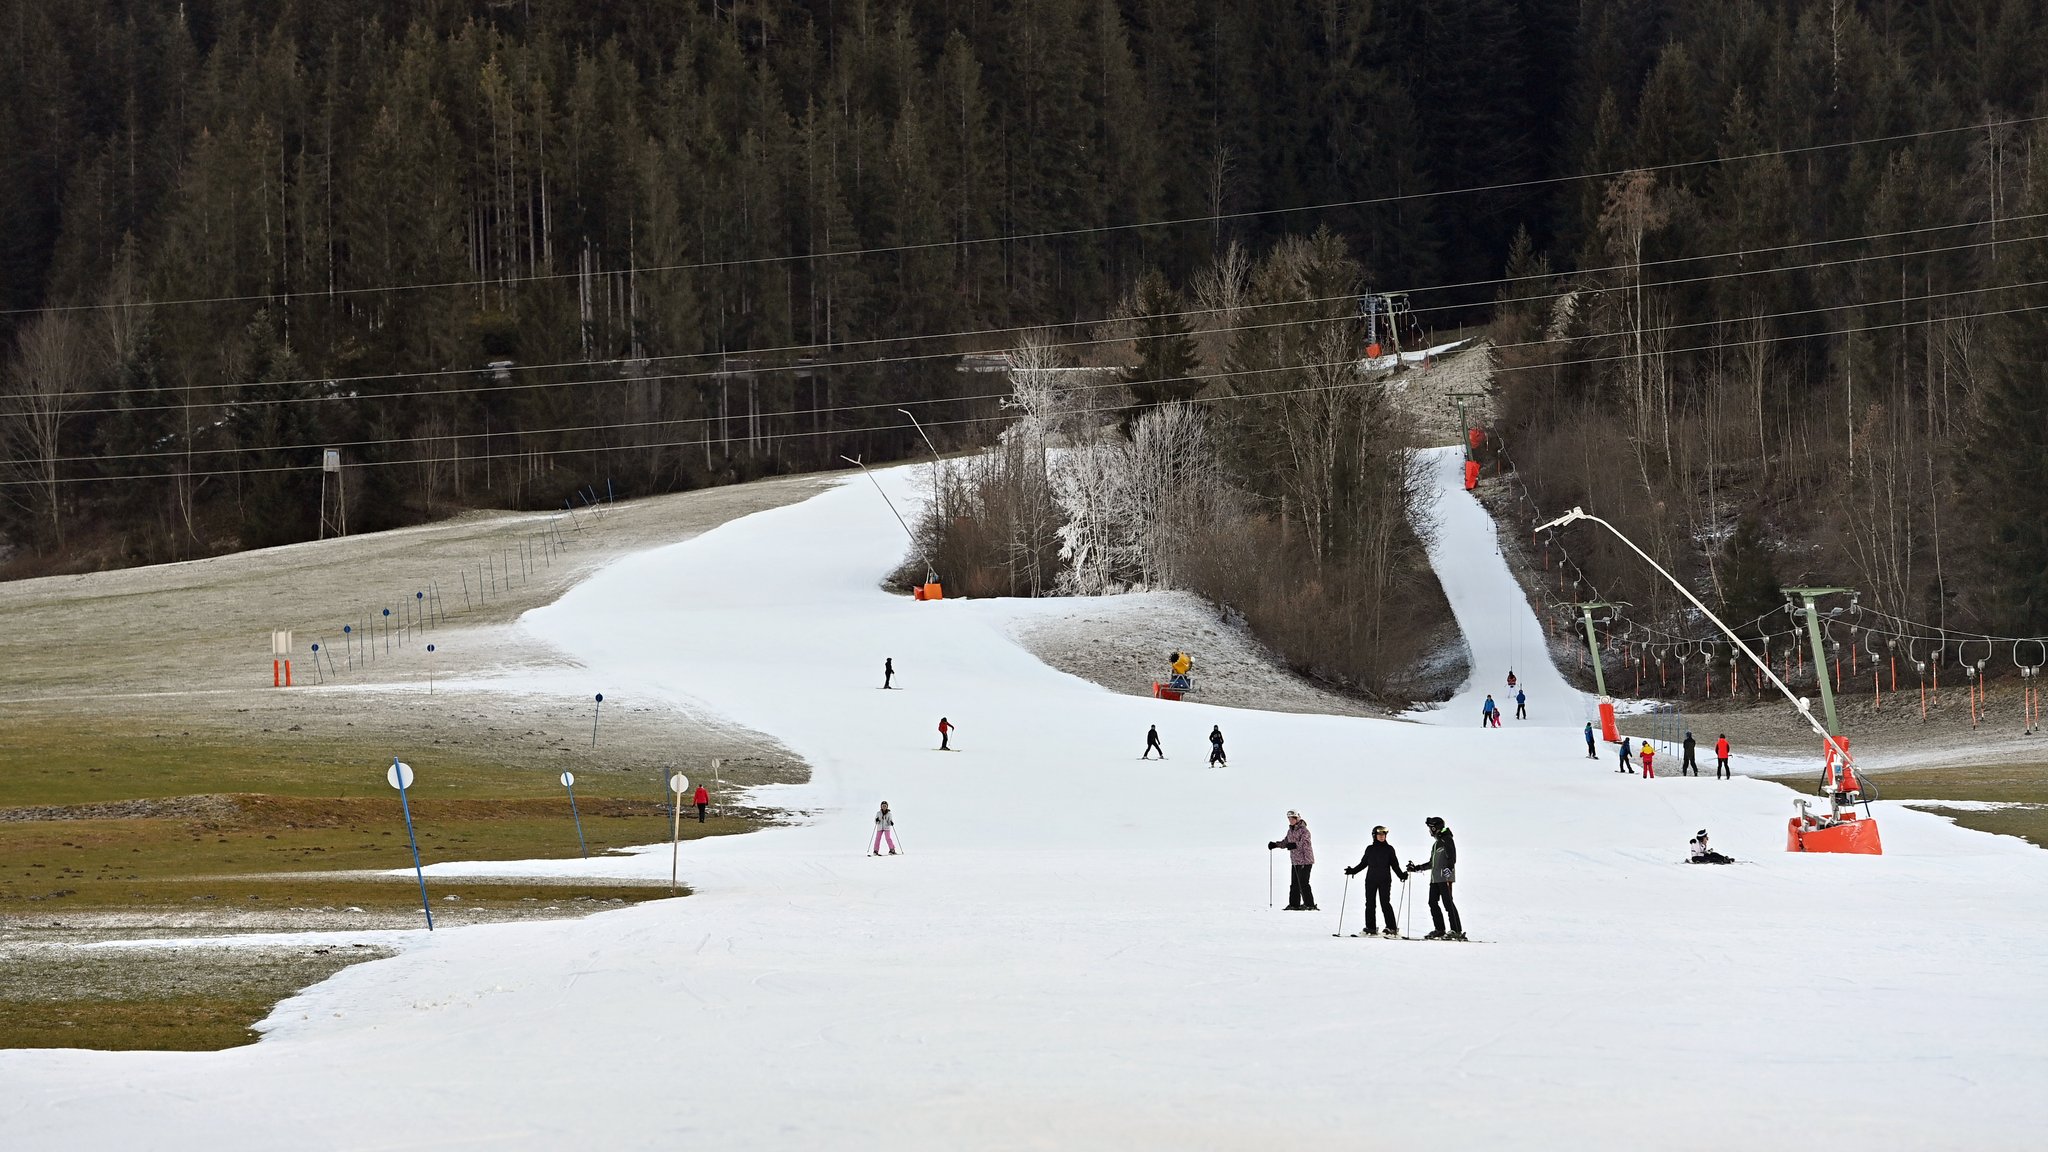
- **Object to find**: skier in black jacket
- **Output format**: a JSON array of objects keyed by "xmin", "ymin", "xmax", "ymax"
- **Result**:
[
  {"xmin": 1343, "ymin": 826, "xmax": 1407, "ymax": 936},
  {"xmin": 1406, "ymin": 816, "xmax": 1464, "ymax": 940},
  {"xmin": 1681, "ymin": 731, "xmax": 1699, "ymax": 776}
]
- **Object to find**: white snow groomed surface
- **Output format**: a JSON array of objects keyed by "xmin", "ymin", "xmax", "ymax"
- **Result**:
[{"xmin": 6, "ymin": 447, "xmax": 2046, "ymax": 1150}]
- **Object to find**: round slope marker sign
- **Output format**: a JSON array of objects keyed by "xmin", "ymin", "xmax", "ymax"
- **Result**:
[
  {"xmin": 387, "ymin": 760, "xmax": 415, "ymax": 790},
  {"xmin": 669, "ymin": 773, "xmax": 690, "ymax": 795},
  {"xmin": 560, "ymin": 771, "xmax": 575, "ymax": 788}
]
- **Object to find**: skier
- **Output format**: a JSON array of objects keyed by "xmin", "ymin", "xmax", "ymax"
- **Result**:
[
  {"xmin": 1681, "ymin": 731, "xmax": 1698, "ymax": 776},
  {"xmin": 1208, "ymin": 725, "xmax": 1227, "ymax": 767},
  {"xmin": 694, "ymin": 783, "xmax": 710, "ymax": 823},
  {"xmin": 1617, "ymin": 736, "xmax": 1635, "ymax": 773},
  {"xmin": 1481, "ymin": 695, "xmax": 1498, "ymax": 727},
  {"xmin": 1514, "ymin": 688, "xmax": 1527, "ymax": 720},
  {"xmin": 871, "ymin": 802, "xmax": 899, "ymax": 855},
  {"xmin": 1584, "ymin": 722, "xmax": 1598, "ymax": 759},
  {"xmin": 1342, "ymin": 825, "xmax": 1406, "ymax": 937},
  {"xmin": 1688, "ymin": 829, "xmax": 1734, "ymax": 865},
  {"xmin": 1640, "ymin": 741, "xmax": 1657, "ymax": 779},
  {"xmin": 1506, "ymin": 670, "xmax": 1518, "ymax": 690},
  {"xmin": 938, "ymin": 717, "xmax": 955, "ymax": 751},
  {"xmin": 1267, "ymin": 811, "xmax": 1317, "ymax": 911},
  {"xmin": 883, "ymin": 657, "xmax": 894, "ymax": 689},
  {"xmin": 1406, "ymin": 816, "xmax": 1463, "ymax": 940},
  {"xmin": 1143, "ymin": 724, "xmax": 1165, "ymax": 759},
  {"xmin": 1715, "ymin": 734, "xmax": 1732, "ymax": 779}
]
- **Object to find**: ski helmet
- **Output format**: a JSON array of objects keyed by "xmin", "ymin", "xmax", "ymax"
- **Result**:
[
  {"xmin": 1372, "ymin": 826, "xmax": 1388, "ymax": 836},
  {"xmin": 1425, "ymin": 816, "xmax": 1445, "ymax": 831}
]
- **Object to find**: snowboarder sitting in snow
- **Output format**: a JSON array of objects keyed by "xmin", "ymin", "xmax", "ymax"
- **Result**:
[
  {"xmin": 1406, "ymin": 817, "xmax": 1464, "ymax": 940},
  {"xmin": 1688, "ymin": 829, "xmax": 1734, "ymax": 865},
  {"xmin": 872, "ymin": 802, "xmax": 899, "ymax": 855},
  {"xmin": 1267, "ymin": 811, "xmax": 1317, "ymax": 911},
  {"xmin": 1143, "ymin": 724, "xmax": 1165, "ymax": 759},
  {"xmin": 1343, "ymin": 825, "xmax": 1406, "ymax": 937},
  {"xmin": 1208, "ymin": 725, "xmax": 1227, "ymax": 767}
]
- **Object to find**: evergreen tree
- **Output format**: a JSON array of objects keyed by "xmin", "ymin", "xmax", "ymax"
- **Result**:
[{"xmin": 1121, "ymin": 270, "xmax": 1201, "ymax": 423}]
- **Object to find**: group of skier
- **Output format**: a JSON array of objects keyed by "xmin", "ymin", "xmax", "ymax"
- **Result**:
[
  {"xmin": 1143, "ymin": 724, "xmax": 1227, "ymax": 766},
  {"xmin": 1483, "ymin": 672, "xmax": 1528, "ymax": 726},
  {"xmin": 1266, "ymin": 812, "xmax": 1466, "ymax": 940},
  {"xmin": 1603, "ymin": 730, "xmax": 1734, "ymax": 779}
]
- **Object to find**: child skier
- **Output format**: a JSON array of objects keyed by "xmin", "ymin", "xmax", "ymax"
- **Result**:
[
  {"xmin": 1208, "ymin": 725, "xmax": 1227, "ymax": 767},
  {"xmin": 871, "ymin": 802, "xmax": 899, "ymax": 855},
  {"xmin": 1143, "ymin": 725, "xmax": 1165, "ymax": 759},
  {"xmin": 1640, "ymin": 741, "xmax": 1656, "ymax": 778},
  {"xmin": 1688, "ymin": 829, "xmax": 1734, "ymax": 864},
  {"xmin": 1342, "ymin": 825, "xmax": 1406, "ymax": 937}
]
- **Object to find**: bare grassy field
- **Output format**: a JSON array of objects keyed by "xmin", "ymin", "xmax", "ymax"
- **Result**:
[{"xmin": 0, "ymin": 473, "xmax": 827, "ymax": 1048}]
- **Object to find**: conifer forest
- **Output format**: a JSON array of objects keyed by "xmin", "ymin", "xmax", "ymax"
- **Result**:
[{"xmin": 5, "ymin": 0, "xmax": 2048, "ymax": 682}]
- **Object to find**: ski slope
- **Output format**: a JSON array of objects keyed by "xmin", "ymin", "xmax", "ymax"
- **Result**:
[{"xmin": 6, "ymin": 449, "xmax": 2047, "ymax": 1150}]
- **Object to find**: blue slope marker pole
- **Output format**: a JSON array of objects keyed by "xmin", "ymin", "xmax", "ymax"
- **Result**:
[
  {"xmin": 388, "ymin": 758, "xmax": 434, "ymax": 931},
  {"xmin": 591, "ymin": 692, "xmax": 604, "ymax": 746}
]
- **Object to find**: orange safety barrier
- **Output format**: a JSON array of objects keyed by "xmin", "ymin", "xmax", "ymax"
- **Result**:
[
  {"xmin": 1463, "ymin": 460, "xmax": 1480, "ymax": 490},
  {"xmin": 1151, "ymin": 682, "xmax": 1183, "ymax": 702},
  {"xmin": 1598, "ymin": 699, "xmax": 1619, "ymax": 743}
]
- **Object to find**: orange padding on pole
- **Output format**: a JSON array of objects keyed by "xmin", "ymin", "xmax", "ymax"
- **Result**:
[
  {"xmin": 273, "ymin": 659, "xmax": 280, "ymax": 688},
  {"xmin": 1598, "ymin": 699, "xmax": 1619, "ymax": 743},
  {"xmin": 284, "ymin": 659, "xmax": 292, "ymax": 688},
  {"xmin": 1463, "ymin": 460, "xmax": 1480, "ymax": 490}
]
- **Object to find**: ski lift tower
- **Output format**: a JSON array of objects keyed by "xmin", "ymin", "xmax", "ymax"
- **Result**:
[
  {"xmin": 318, "ymin": 448, "xmax": 346, "ymax": 539},
  {"xmin": 1357, "ymin": 290, "xmax": 1410, "ymax": 361},
  {"xmin": 1576, "ymin": 600, "xmax": 1621, "ymax": 742}
]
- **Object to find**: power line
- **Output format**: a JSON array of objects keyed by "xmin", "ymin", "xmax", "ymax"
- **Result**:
[
  {"xmin": 19, "ymin": 286, "xmax": 2048, "ymax": 487},
  {"xmin": 10, "ymin": 113, "xmax": 2043, "ymax": 318},
  {"xmin": 16, "ymin": 211, "xmax": 2048, "ymax": 421}
]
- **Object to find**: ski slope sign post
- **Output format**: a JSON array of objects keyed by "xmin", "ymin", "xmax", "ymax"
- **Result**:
[
  {"xmin": 668, "ymin": 773, "xmax": 690, "ymax": 893},
  {"xmin": 591, "ymin": 693, "xmax": 604, "ymax": 746},
  {"xmin": 561, "ymin": 771, "xmax": 587, "ymax": 859},
  {"xmin": 386, "ymin": 759, "xmax": 433, "ymax": 931}
]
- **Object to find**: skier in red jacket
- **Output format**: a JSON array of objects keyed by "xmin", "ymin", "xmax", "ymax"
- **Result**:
[
  {"xmin": 1715, "ymin": 734, "xmax": 1732, "ymax": 779},
  {"xmin": 694, "ymin": 784, "xmax": 710, "ymax": 823},
  {"xmin": 938, "ymin": 717, "xmax": 955, "ymax": 751}
]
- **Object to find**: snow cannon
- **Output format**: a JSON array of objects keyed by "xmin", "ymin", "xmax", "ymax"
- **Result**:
[
  {"xmin": 1786, "ymin": 736, "xmax": 1883, "ymax": 854},
  {"xmin": 1153, "ymin": 651, "xmax": 1195, "ymax": 701}
]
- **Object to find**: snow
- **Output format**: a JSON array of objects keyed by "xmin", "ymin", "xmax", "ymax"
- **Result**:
[{"xmin": 6, "ymin": 449, "xmax": 2048, "ymax": 1149}]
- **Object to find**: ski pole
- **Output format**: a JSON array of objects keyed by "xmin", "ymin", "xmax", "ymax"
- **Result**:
[
  {"xmin": 1332, "ymin": 872, "xmax": 1351, "ymax": 937},
  {"xmin": 1268, "ymin": 851, "xmax": 1274, "ymax": 909},
  {"xmin": 1401, "ymin": 875, "xmax": 1413, "ymax": 940}
]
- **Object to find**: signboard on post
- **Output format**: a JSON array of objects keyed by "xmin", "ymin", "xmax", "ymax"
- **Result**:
[{"xmin": 322, "ymin": 448, "xmax": 341, "ymax": 473}]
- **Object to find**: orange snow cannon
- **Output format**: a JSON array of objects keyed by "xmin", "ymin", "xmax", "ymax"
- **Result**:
[
  {"xmin": 1788, "ymin": 737, "xmax": 1882, "ymax": 853},
  {"xmin": 1787, "ymin": 809, "xmax": 1883, "ymax": 854}
]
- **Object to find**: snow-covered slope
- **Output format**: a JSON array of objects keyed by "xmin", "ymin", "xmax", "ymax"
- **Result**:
[{"xmin": 5, "ymin": 451, "xmax": 2045, "ymax": 1150}]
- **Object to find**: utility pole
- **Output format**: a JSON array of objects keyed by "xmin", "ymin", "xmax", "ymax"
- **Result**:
[
  {"xmin": 1784, "ymin": 586, "xmax": 1856, "ymax": 737},
  {"xmin": 1576, "ymin": 601, "xmax": 1613, "ymax": 698}
]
